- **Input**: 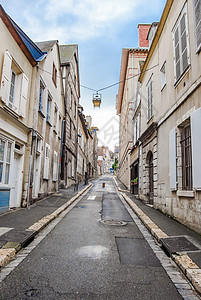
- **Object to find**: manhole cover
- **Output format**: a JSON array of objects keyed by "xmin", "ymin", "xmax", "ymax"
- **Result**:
[
  {"xmin": 161, "ymin": 236, "xmax": 199, "ymax": 255},
  {"xmin": 100, "ymin": 220, "xmax": 127, "ymax": 226}
]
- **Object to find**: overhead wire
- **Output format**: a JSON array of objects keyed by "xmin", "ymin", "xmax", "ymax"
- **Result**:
[{"xmin": 37, "ymin": 63, "xmax": 159, "ymax": 94}]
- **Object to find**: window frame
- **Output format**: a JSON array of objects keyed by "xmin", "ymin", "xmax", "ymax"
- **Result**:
[
  {"xmin": 0, "ymin": 137, "xmax": 13, "ymax": 186},
  {"xmin": 38, "ymin": 77, "xmax": 46, "ymax": 117},
  {"xmin": 160, "ymin": 62, "xmax": 166, "ymax": 90},
  {"xmin": 52, "ymin": 63, "xmax": 57, "ymax": 87},
  {"xmin": 172, "ymin": 3, "xmax": 190, "ymax": 83},
  {"xmin": 180, "ymin": 124, "xmax": 192, "ymax": 190},
  {"xmin": 53, "ymin": 103, "xmax": 58, "ymax": 134},
  {"xmin": 46, "ymin": 92, "xmax": 53, "ymax": 125},
  {"xmin": 193, "ymin": 0, "xmax": 201, "ymax": 53}
]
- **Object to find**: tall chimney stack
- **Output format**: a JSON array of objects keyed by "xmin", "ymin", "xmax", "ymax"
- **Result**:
[{"xmin": 138, "ymin": 24, "xmax": 151, "ymax": 48}]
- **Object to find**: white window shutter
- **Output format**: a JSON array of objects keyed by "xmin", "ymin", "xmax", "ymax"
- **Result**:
[
  {"xmin": 19, "ymin": 73, "xmax": 29, "ymax": 118},
  {"xmin": 169, "ymin": 127, "xmax": 177, "ymax": 190},
  {"xmin": 43, "ymin": 143, "xmax": 50, "ymax": 179},
  {"xmin": 191, "ymin": 108, "xmax": 201, "ymax": 189},
  {"xmin": 137, "ymin": 114, "xmax": 140, "ymax": 140},
  {"xmin": 53, "ymin": 151, "xmax": 57, "ymax": 181},
  {"xmin": 0, "ymin": 50, "xmax": 12, "ymax": 103}
]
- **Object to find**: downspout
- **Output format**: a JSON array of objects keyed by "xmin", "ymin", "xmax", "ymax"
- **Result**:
[
  {"xmin": 75, "ymin": 106, "xmax": 79, "ymax": 190},
  {"xmin": 131, "ymin": 50, "xmax": 134, "ymax": 190},
  {"xmin": 58, "ymin": 119, "xmax": 65, "ymax": 190},
  {"xmin": 27, "ymin": 130, "xmax": 36, "ymax": 209}
]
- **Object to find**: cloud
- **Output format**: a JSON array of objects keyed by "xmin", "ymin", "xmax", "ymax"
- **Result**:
[{"xmin": 6, "ymin": 0, "xmax": 165, "ymax": 42}]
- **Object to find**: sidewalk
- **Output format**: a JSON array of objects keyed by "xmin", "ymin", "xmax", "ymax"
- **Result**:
[
  {"xmin": 114, "ymin": 176, "xmax": 201, "ymax": 295},
  {"xmin": 0, "ymin": 182, "xmax": 92, "ymax": 267}
]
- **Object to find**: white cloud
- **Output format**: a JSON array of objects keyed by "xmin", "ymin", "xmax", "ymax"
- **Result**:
[{"xmin": 15, "ymin": 0, "xmax": 165, "ymax": 42}]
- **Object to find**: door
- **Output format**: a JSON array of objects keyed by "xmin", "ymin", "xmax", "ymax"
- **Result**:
[{"xmin": 10, "ymin": 153, "xmax": 22, "ymax": 208}]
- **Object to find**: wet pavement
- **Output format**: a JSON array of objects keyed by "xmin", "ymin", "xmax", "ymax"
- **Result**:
[{"xmin": 0, "ymin": 175, "xmax": 199, "ymax": 299}]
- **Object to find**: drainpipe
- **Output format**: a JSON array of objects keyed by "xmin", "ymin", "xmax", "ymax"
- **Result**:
[
  {"xmin": 75, "ymin": 102, "xmax": 79, "ymax": 191},
  {"xmin": 58, "ymin": 119, "xmax": 65, "ymax": 190},
  {"xmin": 132, "ymin": 50, "xmax": 135, "ymax": 144},
  {"xmin": 27, "ymin": 130, "xmax": 36, "ymax": 209}
]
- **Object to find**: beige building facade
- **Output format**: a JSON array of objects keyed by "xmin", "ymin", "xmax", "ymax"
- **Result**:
[
  {"xmin": 0, "ymin": 5, "xmax": 43, "ymax": 211},
  {"xmin": 117, "ymin": 25, "xmax": 150, "ymax": 190},
  {"xmin": 59, "ymin": 45, "xmax": 80, "ymax": 188},
  {"xmin": 139, "ymin": 0, "xmax": 201, "ymax": 234}
]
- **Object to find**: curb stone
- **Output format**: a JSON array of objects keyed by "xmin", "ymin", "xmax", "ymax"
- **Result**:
[
  {"xmin": 0, "ymin": 183, "xmax": 92, "ymax": 268},
  {"xmin": 114, "ymin": 176, "xmax": 201, "ymax": 296}
]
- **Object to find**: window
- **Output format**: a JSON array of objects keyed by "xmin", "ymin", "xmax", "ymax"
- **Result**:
[
  {"xmin": 160, "ymin": 62, "xmax": 166, "ymax": 89},
  {"xmin": 52, "ymin": 63, "xmax": 57, "ymax": 86},
  {"xmin": 58, "ymin": 114, "xmax": 62, "ymax": 138},
  {"xmin": 147, "ymin": 75, "xmax": 153, "ymax": 121},
  {"xmin": 46, "ymin": 93, "xmax": 52, "ymax": 125},
  {"xmin": 43, "ymin": 143, "xmax": 50, "ymax": 180},
  {"xmin": 180, "ymin": 124, "xmax": 192, "ymax": 190},
  {"xmin": 0, "ymin": 51, "xmax": 29, "ymax": 117},
  {"xmin": 52, "ymin": 151, "xmax": 58, "ymax": 181},
  {"xmin": 193, "ymin": 0, "xmax": 201, "ymax": 52},
  {"xmin": 38, "ymin": 79, "xmax": 45, "ymax": 116},
  {"xmin": 9, "ymin": 71, "xmax": 16, "ymax": 108},
  {"xmin": 0, "ymin": 138, "xmax": 12, "ymax": 185},
  {"xmin": 172, "ymin": 3, "xmax": 190, "ymax": 81},
  {"xmin": 53, "ymin": 104, "xmax": 58, "ymax": 133}
]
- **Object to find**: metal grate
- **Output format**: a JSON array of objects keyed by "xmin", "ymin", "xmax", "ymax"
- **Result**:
[{"xmin": 161, "ymin": 236, "xmax": 199, "ymax": 255}]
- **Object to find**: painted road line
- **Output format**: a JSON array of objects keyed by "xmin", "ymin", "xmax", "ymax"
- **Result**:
[
  {"xmin": 0, "ymin": 227, "xmax": 13, "ymax": 237},
  {"xmin": 87, "ymin": 196, "xmax": 96, "ymax": 200}
]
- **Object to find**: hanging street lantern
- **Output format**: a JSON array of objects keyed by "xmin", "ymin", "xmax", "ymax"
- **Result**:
[{"xmin": 92, "ymin": 93, "xmax": 102, "ymax": 108}]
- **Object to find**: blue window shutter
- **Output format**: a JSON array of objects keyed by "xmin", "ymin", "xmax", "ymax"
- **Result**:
[
  {"xmin": 191, "ymin": 108, "xmax": 201, "ymax": 189},
  {"xmin": 169, "ymin": 127, "xmax": 177, "ymax": 190}
]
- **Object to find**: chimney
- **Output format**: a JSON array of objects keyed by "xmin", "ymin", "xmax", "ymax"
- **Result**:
[{"xmin": 138, "ymin": 24, "xmax": 151, "ymax": 48}]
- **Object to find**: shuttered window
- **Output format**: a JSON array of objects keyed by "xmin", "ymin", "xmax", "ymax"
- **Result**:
[
  {"xmin": 193, "ymin": 0, "xmax": 201, "ymax": 52},
  {"xmin": 181, "ymin": 124, "xmax": 192, "ymax": 190},
  {"xmin": 173, "ymin": 3, "xmax": 190, "ymax": 82},
  {"xmin": 0, "ymin": 50, "xmax": 29, "ymax": 117},
  {"xmin": 191, "ymin": 108, "xmax": 201, "ymax": 189},
  {"xmin": 52, "ymin": 151, "xmax": 57, "ymax": 181},
  {"xmin": 0, "ymin": 138, "xmax": 13, "ymax": 185},
  {"xmin": 43, "ymin": 143, "xmax": 50, "ymax": 180}
]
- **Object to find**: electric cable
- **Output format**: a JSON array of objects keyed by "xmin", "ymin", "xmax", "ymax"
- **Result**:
[{"xmin": 38, "ymin": 63, "xmax": 159, "ymax": 94}]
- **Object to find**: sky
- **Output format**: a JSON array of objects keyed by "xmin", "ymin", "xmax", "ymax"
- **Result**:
[{"xmin": 1, "ymin": 0, "xmax": 166, "ymax": 151}]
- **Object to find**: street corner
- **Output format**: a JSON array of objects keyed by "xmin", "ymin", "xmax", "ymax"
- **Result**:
[{"xmin": 0, "ymin": 248, "xmax": 16, "ymax": 267}]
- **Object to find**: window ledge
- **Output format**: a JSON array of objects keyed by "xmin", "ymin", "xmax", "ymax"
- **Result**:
[
  {"xmin": 161, "ymin": 83, "xmax": 166, "ymax": 91},
  {"xmin": 177, "ymin": 190, "xmax": 194, "ymax": 198},
  {"xmin": 46, "ymin": 120, "xmax": 52, "ymax": 127},
  {"xmin": 38, "ymin": 110, "xmax": 45, "ymax": 118},
  {"xmin": 174, "ymin": 65, "xmax": 191, "ymax": 88}
]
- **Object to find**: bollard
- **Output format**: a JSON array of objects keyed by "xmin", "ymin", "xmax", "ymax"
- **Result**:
[{"xmin": 102, "ymin": 182, "xmax": 105, "ymax": 188}]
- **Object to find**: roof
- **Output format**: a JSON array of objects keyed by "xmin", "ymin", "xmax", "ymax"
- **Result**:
[
  {"xmin": 36, "ymin": 40, "xmax": 58, "ymax": 53},
  {"xmin": 0, "ymin": 5, "xmax": 45, "ymax": 65},
  {"xmin": 59, "ymin": 45, "xmax": 78, "ymax": 64}
]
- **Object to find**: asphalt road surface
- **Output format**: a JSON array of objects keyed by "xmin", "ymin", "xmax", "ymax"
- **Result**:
[{"xmin": 0, "ymin": 175, "xmax": 194, "ymax": 299}]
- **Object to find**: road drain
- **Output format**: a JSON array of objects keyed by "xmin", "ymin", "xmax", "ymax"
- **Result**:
[{"xmin": 100, "ymin": 220, "xmax": 127, "ymax": 226}]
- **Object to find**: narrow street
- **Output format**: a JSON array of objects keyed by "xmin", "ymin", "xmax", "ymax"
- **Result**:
[{"xmin": 0, "ymin": 175, "xmax": 196, "ymax": 300}]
